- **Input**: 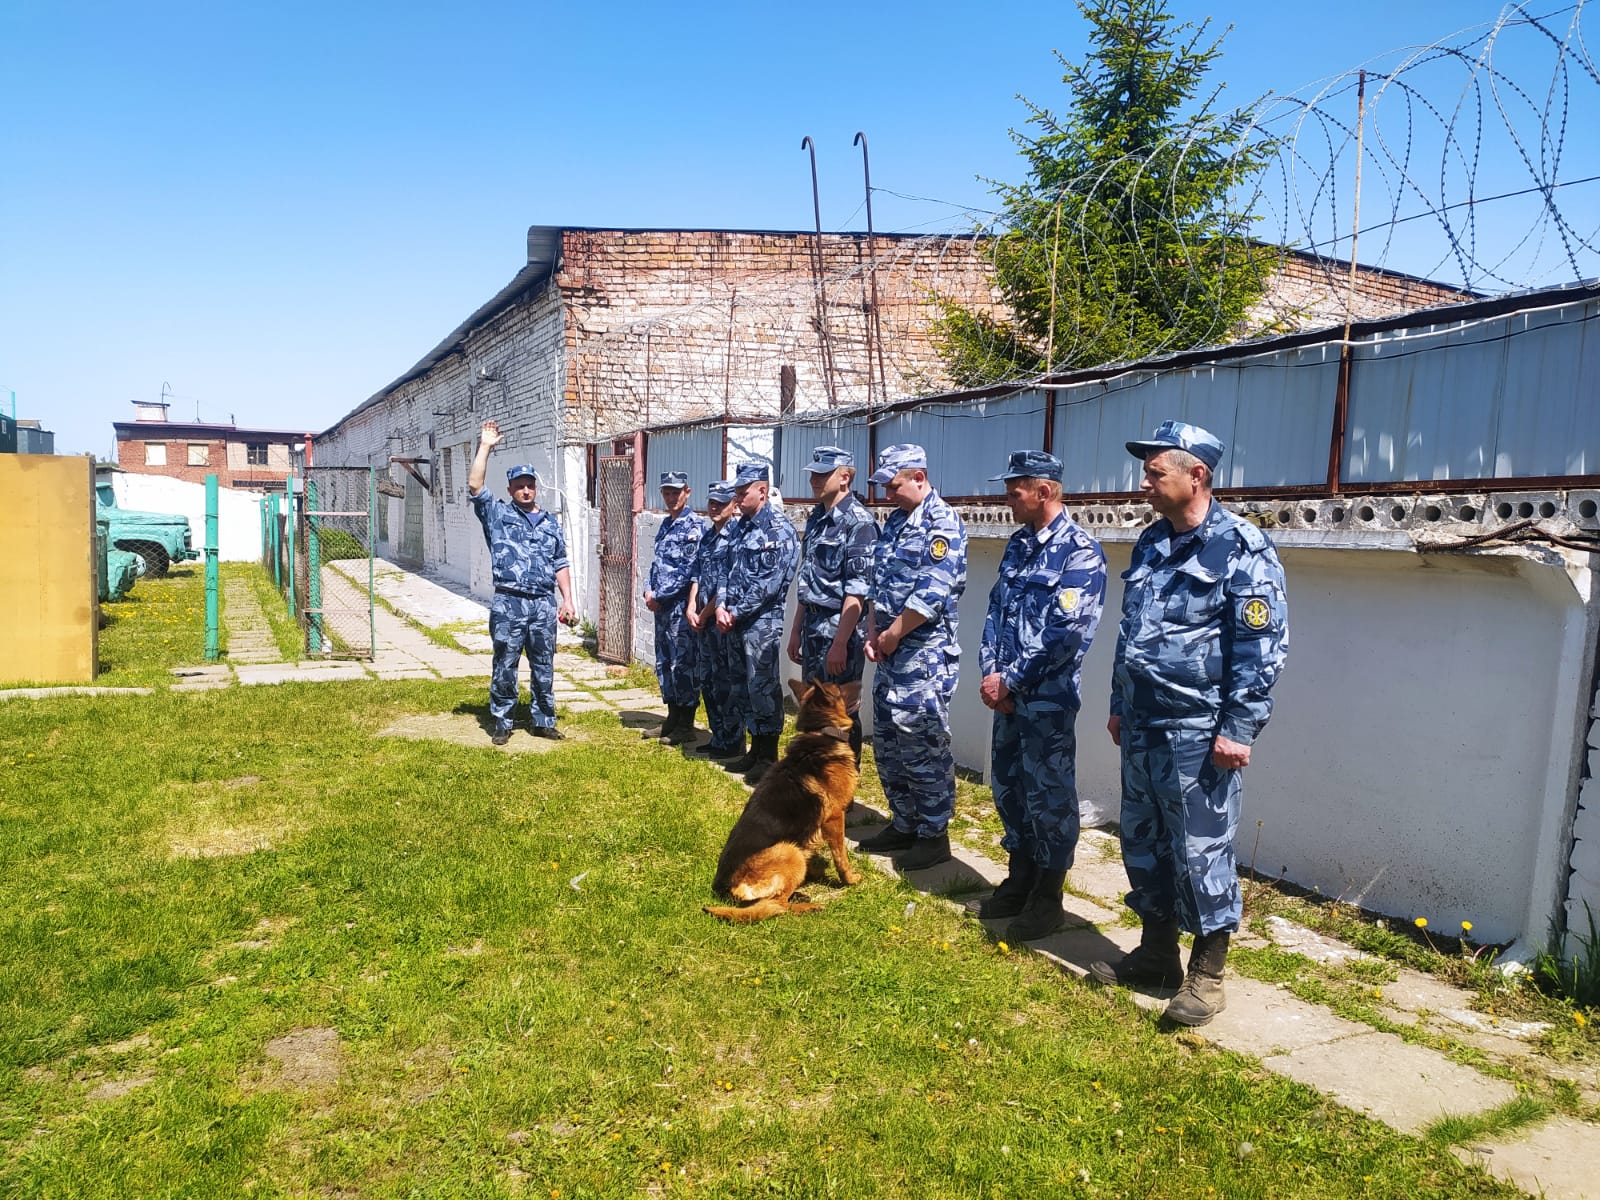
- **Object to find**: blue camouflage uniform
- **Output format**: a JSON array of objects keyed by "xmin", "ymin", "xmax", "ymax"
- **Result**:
[
  {"xmin": 693, "ymin": 482, "xmax": 742, "ymax": 752},
  {"xmin": 647, "ymin": 472, "xmax": 710, "ymax": 709},
  {"xmin": 868, "ymin": 444, "xmax": 968, "ymax": 838},
  {"xmin": 472, "ymin": 465, "xmax": 569, "ymax": 734},
  {"xmin": 980, "ymin": 452, "xmax": 1107, "ymax": 872},
  {"xmin": 720, "ymin": 462, "xmax": 799, "ymax": 737},
  {"xmin": 797, "ymin": 446, "xmax": 878, "ymax": 690},
  {"xmin": 1111, "ymin": 422, "xmax": 1289, "ymax": 936}
]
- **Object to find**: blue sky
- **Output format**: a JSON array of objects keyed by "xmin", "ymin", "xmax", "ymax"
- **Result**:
[{"xmin": 3, "ymin": 1, "xmax": 1591, "ymax": 457}]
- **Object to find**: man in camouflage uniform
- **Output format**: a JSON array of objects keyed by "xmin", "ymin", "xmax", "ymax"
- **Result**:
[
  {"xmin": 715, "ymin": 461, "xmax": 799, "ymax": 784},
  {"xmin": 978, "ymin": 450, "xmax": 1107, "ymax": 941},
  {"xmin": 467, "ymin": 420, "xmax": 576, "ymax": 746},
  {"xmin": 644, "ymin": 471, "xmax": 710, "ymax": 745},
  {"xmin": 786, "ymin": 446, "xmax": 878, "ymax": 767},
  {"xmin": 1090, "ymin": 421, "xmax": 1289, "ymax": 1027},
  {"xmin": 858, "ymin": 444, "xmax": 968, "ymax": 871},
  {"xmin": 686, "ymin": 479, "xmax": 743, "ymax": 759}
]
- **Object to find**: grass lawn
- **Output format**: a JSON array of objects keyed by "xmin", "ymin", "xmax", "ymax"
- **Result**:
[{"xmin": 0, "ymin": 678, "xmax": 1522, "ymax": 1199}]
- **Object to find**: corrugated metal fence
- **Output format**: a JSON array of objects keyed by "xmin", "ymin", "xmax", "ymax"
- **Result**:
[{"xmin": 630, "ymin": 288, "xmax": 1600, "ymax": 499}]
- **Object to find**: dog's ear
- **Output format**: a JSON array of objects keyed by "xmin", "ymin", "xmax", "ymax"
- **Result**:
[{"xmin": 787, "ymin": 677, "xmax": 810, "ymax": 703}]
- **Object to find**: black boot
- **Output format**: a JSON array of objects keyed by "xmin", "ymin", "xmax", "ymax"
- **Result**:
[
  {"xmin": 1088, "ymin": 919, "xmax": 1185, "ymax": 989},
  {"xmin": 643, "ymin": 706, "xmax": 678, "ymax": 741},
  {"xmin": 977, "ymin": 851, "xmax": 1038, "ymax": 920},
  {"xmin": 725, "ymin": 735, "xmax": 762, "ymax": 774},
  {"xmin": 855, "ymin": 823, "xmax": 917, "ymax": 853},
  {"xmin": 894, "ymin": 832, "xmax": 952, "ymax": 871},
  {"xmin": 847, "ymin": 712, "xmax": 864, "ymax": 769},
  {"xmin": 741, "ymin": 733, "xmax": 781, "ymax": 784},
  {"xmin": 1165, "ymin": 931, "xmax": 1231, "ymax": 1027},
  {"xmin": 1004, "ymin": 867, "xmax": 1069, "ymax": 941},
  {"xmin": 661, "ymin": 704, "xmax": 698, "ymax": 745},
  {"xmin": 705, "ymin": 735, "xmax": 746, "ymax": 760}
]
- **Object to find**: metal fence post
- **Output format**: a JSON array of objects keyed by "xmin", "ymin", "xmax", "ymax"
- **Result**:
[
  {"xmin": 307, "ymin": 477, "xmax": 324, "ymax": 654},
  {"xmin": 368, "ymin": 466, "xmax": 377, "ymax": 660},
  {"xmin": 205, "ymin": 474, "xmax": 219, "ymax": 661}
]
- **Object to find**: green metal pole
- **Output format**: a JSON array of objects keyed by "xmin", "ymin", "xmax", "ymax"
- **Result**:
[
  {"xmin": 368, "ymin": 466, "xmax": 377, "ymax": 660},
  {"xmin": 307, "ymin": 478, "xmax": 323, "ymax": 654},
  {"xmin": 286, "ymin": 474, "xmax": 296, "ymax": 619},
  {"xmin": 204, "ymin": 474, "xmax": 220, "ymax": 661}
]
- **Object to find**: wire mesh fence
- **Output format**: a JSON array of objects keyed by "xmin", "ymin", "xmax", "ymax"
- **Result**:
[{"xmin": 257, "ymin": 469, "xmax": 377, "ymax": 658}]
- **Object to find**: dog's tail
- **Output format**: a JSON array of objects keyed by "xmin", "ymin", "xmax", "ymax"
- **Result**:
[{"xmin": 703, "ymin": 898, "xmax": 822, "ymax": 923}]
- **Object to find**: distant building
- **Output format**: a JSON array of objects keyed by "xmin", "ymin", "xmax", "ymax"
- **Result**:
[
  {"xmin": 113, "ymin": 400, "xmax": 309, "ymax": 491},
  {"xmin": 0, "ymin": 415, "xmax": 55, "ymax": 455}
]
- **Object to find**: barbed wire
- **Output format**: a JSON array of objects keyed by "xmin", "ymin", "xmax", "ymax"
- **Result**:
[{"xmin": 574, "ymin": 1, "xmax": 1599, "ymax": 440}]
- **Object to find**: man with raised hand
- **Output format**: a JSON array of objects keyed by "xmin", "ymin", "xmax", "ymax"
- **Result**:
[
  {"xmin": 686, "ymin": 479, "xmax": 743, "ymax": 760},
  {"xmin": 643, "ymin": 471, "xmax": 709, "ymax": 745},
  {"xmin": 715, "ymin": 461, "xmax": 799, "ymax": 785},
  {"xmin": 1090, "ymin": 420, "xmax": 1288, "ymax": 1028},
  {"xmin": 858, "ymin": 443, "xmax": 968, "ymax": 872},
  {"xmin": 467, "ymin": 420, "xmax": 576, "ymax": 746},
  {"xmin": 978, "ymin": 450, "xmax": 1106, "ymax": 942},
  {"xmin": 787, "ymin": 446, "xmax": 878, "ymax": 768}
]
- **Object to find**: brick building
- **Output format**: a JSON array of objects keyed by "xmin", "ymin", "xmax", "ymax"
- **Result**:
[
  {"xmin": 313, "ymin": 223, "xmax": 1469, "ymax": 618},
  {"xmin": 113, "ymin": 401, "xmax": 310, "ymax": 490}
]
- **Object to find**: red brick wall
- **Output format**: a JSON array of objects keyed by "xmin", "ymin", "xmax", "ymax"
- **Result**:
[{"xmin": 117, "ymin": 437, "xmax": 228, "ymax": 485}]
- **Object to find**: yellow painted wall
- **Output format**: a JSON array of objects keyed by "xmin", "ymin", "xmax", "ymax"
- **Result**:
[{"xmin": 0, "ymin": 455, "xmax": 97, "ymax": 684}]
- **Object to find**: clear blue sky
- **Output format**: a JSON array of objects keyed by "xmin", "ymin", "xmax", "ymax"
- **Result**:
[{"xmin": 3, "ymin": 0, "xmax": 1589, "ymax": 457}]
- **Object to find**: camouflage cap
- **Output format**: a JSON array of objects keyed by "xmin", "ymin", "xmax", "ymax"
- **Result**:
[
  {"xmin": 868, "ymin": 443, "xmax": 928, "ymax": 485},
  {"xmin": 659, "ymin": 471, "xmax": 689, "ymax": 490},
  {"xmin": 505, "ymin": 463, "xmax": 539, "ymax": 484},
  {"xmin": 1125, "ymin": 420, "xmax": 1225, "ymax": 471},
  {"xmin": 706, "ymin": 479, "xmax": 737, "ymax": 503},
  {"xmin": 804, "ymin": 445, "xmax": 855, "ymax": 474},
  {"xmin": 989, "ymin": 449, "xmax": 1064, "ymax": 482},
  {"xmin": 733, "ymin": 460, "xmax": 771, "ymax": 488}
]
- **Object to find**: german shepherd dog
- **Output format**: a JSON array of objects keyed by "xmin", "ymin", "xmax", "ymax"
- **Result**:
[{"xmin": 704, "ymin": 679, "xmax": 862, "ymax": 922}]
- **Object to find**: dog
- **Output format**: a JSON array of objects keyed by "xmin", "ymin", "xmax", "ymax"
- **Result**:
[{"xmin": 704, "ymin": 678, "xmax": 862, "ymax": 922}]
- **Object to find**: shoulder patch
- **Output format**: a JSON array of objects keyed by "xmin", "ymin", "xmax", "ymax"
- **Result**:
[
  {"xmin": 1240, "ymin": 596, "xmax": 1272, "ymax": 631},
  {"xmin": 1057, "ymin": 587, "xmax": 1081, "ymax": 613},
  {"xmin": 929, "ymin": 536, "xmax": 949, "ymax": 562}
]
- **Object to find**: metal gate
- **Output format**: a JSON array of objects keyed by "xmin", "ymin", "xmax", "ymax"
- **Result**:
[
  {"xmin": 399, "ymin": 472, "xmax": 424, "ymax": 565},
  {"xmin": 304, "ymin": 467, "xmax": 377, "ymax": 659},
  {"xmin": 597, "ymin": 456, "xmax": 635, "ymax": 663}
]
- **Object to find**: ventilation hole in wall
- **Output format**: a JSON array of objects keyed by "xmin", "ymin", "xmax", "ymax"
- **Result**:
[
  {"xmin": 1539, "ymin": 501, "xmax": 1557, "ymax": 518},
  {"xmin": 1357, "ymin": 505, "xmax": 1375, "ymax": 521},
  {"xmin": 1581, "ymin": 500, "xmax": 1598, "ymax": 519},
  {"xmin": 1517, "ymin": 501, "xmax": 1535, "ymax": 518},
  {"xmin": 1390, "ymin": 504, "xmax": 1406, "ymax": 521},
  {"xmin": 1459, "ymin": 505, "xmax": 1478, "ymax": 521},
  {"xmin": 1424, "ymin": 505, "xmax": 1443, "ymax": 521},
  {"xmin": 1496, "ymin": 502, "xmax": 1514, "ymax": 519},
  {"xmin": 1331, "ymin": 505, "xmax": 1346, "ymax": 522},
  {"xmin": 1301, "ymin": 508, "xmax": 1317, "ymax": 524},
  {"xmin": 1278, "ymin": 509, "xmax": 1293, "ymax": 524},
  {"xmin": 1142, "ymin": 512, "xmax": 1154, "ymax": 524}
]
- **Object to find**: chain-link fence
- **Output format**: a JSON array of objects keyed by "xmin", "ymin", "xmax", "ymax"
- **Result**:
[{"xmin": 257, "ymin": 469, "xmax": 377, "ymax": 658}]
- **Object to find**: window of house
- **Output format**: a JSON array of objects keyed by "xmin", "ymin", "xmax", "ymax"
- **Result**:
[
  {"xmin": 443, "ymin": 447, "xmax": 454, "ymax": 500},
  {"xmin": 188, "ymin": 443, "xmax": 209, "ymax": 466},
  {"xmin": 246, "ymin": 441, "xmax": 269, "ymax": 466},
  {"xmin": 145, "ymin": 442, "xmax": 167, "ymax": 466}
]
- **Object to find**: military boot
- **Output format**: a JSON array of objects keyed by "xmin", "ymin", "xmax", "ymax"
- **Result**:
[
  {"xmin": 1164, "ymin": 931, "xmax": 1230, "ymax": 1027},
  {"xmin": 642, "ymin": 707, "xmax": 677, "ymax": 741},
  {"xmin": 893, "ymin": 832, "xmax": 951, "ymax": 872},
  {"xmin": 661, "ymin": 704, "xmax": 699, "ymax": 745},
  {"xmin": 1004, "ymin": 867, "xmax": 1069, "ymax": 942},
  {"xmin": 741, "ymin": 734, "xmax": 781, "ymax": 784},
  {"xmin": 977, "ymin": 851, "xmax": 1038, "ymax": 920},
  {"xmin": 855, "ymin": 823, "xmax": 917, "ymax": 853},
  {"xmin": 705, "ymin": 735, "xmax": 746, "ymax": 760},
  {"xmin": 1087, "ymin": 919, "xmax": 1184, "ymax": 989},
  {"xmin": 847, "ymin": 712, "xmax": 864, "ymax": 770},
  {"xmin": 725, "ymin": 738, "xmax": 762, "ymax": 774}
]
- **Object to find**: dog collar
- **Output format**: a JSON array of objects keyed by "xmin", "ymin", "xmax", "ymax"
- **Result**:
[{"xmin": 815, "ymin": 725, "xmax": 851, "ymax": 742}]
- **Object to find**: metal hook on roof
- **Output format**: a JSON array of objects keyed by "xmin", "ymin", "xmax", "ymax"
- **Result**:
[{"xmin": 801, "ymin": 136, "xmax": 839, "ymax": 407}]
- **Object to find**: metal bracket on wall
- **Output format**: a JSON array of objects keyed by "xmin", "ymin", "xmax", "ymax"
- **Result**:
[{"xmin": 390, "ymin": 456, "xmax": 433, "ymax": 493}]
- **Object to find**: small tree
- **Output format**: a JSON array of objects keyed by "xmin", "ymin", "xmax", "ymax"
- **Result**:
[{"xmin": 939, "ymin": 0, "xmax": 1274, "ymax": 383}]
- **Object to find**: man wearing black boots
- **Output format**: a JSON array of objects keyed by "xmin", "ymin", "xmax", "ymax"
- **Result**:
[
  {"xmin": 976, "ymin": 451, "xmax": 1107, "ymax": 942},
  {"xmin": 643, "ymin": 471, "xmax": 709, "ymax": 746},
  {"xmin": 787, "ymin": 446, "xmax": 877, "ymax": 770}
]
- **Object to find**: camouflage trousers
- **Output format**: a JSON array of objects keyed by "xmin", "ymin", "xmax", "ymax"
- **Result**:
[
  {"xmin": 872, "ymin": 636, "xmax": 958, "ymax": 838},
  {"xmin": 653, "ymin": 602, "xmax": 700, "ymax": 707},
  {"xmin": 991, "ymin": 696, "xmax": 1081, "ymax": 871},
  {"xmin": 1119, "ymin": 722, "xmax": 1242, "ymax": 936},
  {"xmin": 697, "ymin": 625, "xmax": 743, "ymax": 749},
  {"xmin": 489, "ymin": 593, "xmax": 557, "ymax": 731},
  {"xmin": 798, "ymin": 606, "xmax": 865, "ymax": 704},
  {"xmin": 733, "ymin": 608, "xmax": 785, "ymax": 736}
]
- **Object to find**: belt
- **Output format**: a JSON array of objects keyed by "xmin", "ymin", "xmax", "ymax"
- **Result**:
[
  {"xmin": 494, "ymin": 585, "xmax": 551, "ymax": 601},
  {"xmin": 802, "ymin": 602, "xmax": 841, "ymax": 615}
]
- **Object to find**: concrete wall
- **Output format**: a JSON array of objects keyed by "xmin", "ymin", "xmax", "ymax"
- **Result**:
[
  {"xmin": 0, "ymin": 455, "xmax": 97, "ymax": 684},
  {"xmin": 104, "ymin": 472, "xmax": 263, "ymax": 561}
]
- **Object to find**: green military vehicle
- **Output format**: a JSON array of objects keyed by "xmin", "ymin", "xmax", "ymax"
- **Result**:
[{"xmin": 95, "ymin": 480, "xmax": 199, "ymax": 578}]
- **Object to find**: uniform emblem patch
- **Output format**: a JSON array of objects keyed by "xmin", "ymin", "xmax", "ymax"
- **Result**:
[
  {"xmin": 1241, "ymin": 597, "xmax": 1271, "ymax": 631},
  {"xmin": 929, "ymin": 537, "xmax": 949, "ymax": 562},
  {"xmin": 1057, "ymin": 587, "xmax": 1081, "ymax": 613}
]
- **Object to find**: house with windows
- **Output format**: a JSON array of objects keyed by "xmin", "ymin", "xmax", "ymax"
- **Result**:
[{"xmin": 112, "ymin": 399, "xmax": 310, "ymax": 491}]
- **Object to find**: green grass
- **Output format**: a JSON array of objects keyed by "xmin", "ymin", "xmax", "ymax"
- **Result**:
[
  {"xmin": 0, "ymin": 681, "xmax": 1527, "ymax": 1199},
  {"xmin": 232, "ymin": 563, "xmax": 303, "ymax": 662},
  {"xmin": 1422, "ymin": 1097, "xmax": 1549, "ymax": 1149},
  {"xmin": 94, "ymin": 566, "xmax": 208, "ymax": 686}
]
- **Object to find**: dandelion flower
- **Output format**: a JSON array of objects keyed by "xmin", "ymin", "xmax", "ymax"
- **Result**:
[
  {"xmin": 997, "ymin": 941, "xmax": 1011, "ymax": 955},
  {"xmin": 1414, "ymin": 917, "xmax": 1428, "ymax": 928},
  {"xmin": 1461, "ymin": 920, "xmax": 1473, "ymax": 933},
  {"xmin": 1576, "ymin": 1011, "xmax": 1588, "ymax": 1028}
]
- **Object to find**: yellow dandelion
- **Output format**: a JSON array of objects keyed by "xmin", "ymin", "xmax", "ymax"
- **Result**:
[
  {"xmin": 1461, "ymin": 920, "xmax": 1473, "ymax": 933},
  {"xmin": 1576, "ymin": 1011, "xmax": 1588, "ymax": 1028},
  {"xmin": 997, "ymin": 941, "xmax": 1011, "ymax": 955},
  {"xmin": 1414, "ymin": 917, "xmax": 1428, "ymax": 928}
]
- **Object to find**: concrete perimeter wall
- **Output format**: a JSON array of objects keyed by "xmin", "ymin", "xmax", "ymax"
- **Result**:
[
  {"xmin": 1, "ymin": 455, "xmax": 98, "ymax": 684},
  {"xmin": 105, "ymin": 472, "xmax": 263, "ymax": 561}
]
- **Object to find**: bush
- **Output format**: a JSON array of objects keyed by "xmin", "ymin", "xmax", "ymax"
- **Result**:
[{"xmin": 314, "ymin": 527, "xmax": 368, "ymax": 562}]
